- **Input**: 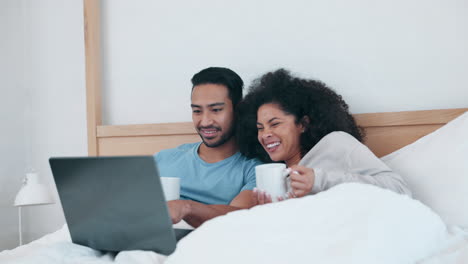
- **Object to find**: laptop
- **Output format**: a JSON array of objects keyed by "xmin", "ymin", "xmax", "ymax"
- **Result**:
[{"xmin": 49, "ymin": 156, "xmax": 192, "ymax": 255}]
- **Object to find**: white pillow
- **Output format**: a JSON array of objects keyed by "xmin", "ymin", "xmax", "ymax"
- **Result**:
[{"xmin": 381, "ymin": 111, "xmax": 468, "ymax": 228}]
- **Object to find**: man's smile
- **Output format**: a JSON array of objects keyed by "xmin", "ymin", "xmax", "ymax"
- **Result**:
[{"xmin": 199, "ymin": 127, "xmax": 221, "ymax": 139}]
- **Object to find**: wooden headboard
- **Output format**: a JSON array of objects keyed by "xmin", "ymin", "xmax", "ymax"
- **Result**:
[
  {"xmin": 92, "ymin": 109, "xmax": 467, "ymax": 158},
  {"xmin": 82, "ymin": 0, "xmax": 467, "ymax": 158}
]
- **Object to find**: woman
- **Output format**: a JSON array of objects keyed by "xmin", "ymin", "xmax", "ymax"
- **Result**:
[{"xmin": 237, "ymin": 69, "xmax": 411, "ymax": 203}]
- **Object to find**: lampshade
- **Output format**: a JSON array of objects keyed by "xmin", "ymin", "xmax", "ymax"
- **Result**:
[{"xmin": 14, "ymin": 172, "xmax": 55, "ymax": 207}]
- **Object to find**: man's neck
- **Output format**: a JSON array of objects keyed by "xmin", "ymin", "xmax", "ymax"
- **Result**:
[{"xmin": 198, "ymin": 138, "xmax": 238, "ymax": 163}]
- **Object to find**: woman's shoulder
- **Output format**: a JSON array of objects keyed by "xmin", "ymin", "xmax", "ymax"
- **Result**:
[
  {"xmin": 303, "ymin": 131, "xmax": 363, "ymax": 158},
  {"xmin": 319, "ymin": 131, "xmax": 362, "ymax": 147},
  {"xmin": 300, "ymin": 131, "xmax": 363, "ymax": 167}
]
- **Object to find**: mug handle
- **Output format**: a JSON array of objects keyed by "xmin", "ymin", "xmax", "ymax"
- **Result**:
[{"xmin": 283, "ymin": 168, "xmax": 293, "ymax": 195}]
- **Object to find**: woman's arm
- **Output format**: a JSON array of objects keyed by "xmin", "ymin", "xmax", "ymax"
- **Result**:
[
  {"xmin": 311, "ymin": 140, "xmax": 411, "ymax": 196},
  {"xmin": 299, "ymin": 132, "xmax": 412, "ymax": 196},
  {"xmin": 311, "ymin": 167, "xmax": 411, "ymax": 195}
]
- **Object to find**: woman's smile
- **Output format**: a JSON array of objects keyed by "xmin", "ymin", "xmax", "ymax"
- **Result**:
[{"xmin": 257, "ymin": 103, "xmax": 304, "ymax": 165}]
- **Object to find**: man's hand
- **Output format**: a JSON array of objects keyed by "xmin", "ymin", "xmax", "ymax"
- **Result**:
[
  {"xmin": 167, "ymin": 200, "xmax": 191, "ymax": 224},
  {"xmin": 178, "ymin": 190, "xmax": 254, "ymax": 228}
]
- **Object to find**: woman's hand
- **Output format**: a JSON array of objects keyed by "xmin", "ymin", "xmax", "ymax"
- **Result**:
[
  {"xmin": 287, "ymin": 165, "xmax": 315, "ymax": 198},
  {"xmin": 252, "ymin": 187, "xmax": 273, "ymax": 205}
]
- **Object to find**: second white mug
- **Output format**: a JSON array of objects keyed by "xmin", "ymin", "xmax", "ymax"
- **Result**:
[
  {"xmin": 160, "ymin": 177, "xmax": 180, "ymax": 201},
  {"xmin": 255, "ymin": 163, "xmax": 289, "ymax": 202}
]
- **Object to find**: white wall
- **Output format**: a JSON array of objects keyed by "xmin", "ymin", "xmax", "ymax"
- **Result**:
[
  {"xmin": 0, "ymin": 0, "xmax": 27, "ymax": 250},
  {"xmin": 101, "ymin": 0, "xmax": 468, "ymax": 125},
  {"xmin": 0, "ymin": 0, "xmax": 87, "ymax": 250},
  {"xmin": 21, "ymin": 0, "xmax": 88, "ymax": 244}
]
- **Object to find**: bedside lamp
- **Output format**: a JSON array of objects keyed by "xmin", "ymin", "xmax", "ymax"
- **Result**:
[{"xmin": 14, "ymin": 172, "xmax": 55, "ymax": 246}]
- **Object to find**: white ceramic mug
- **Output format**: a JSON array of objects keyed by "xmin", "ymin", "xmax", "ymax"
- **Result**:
[
  {"xmin": 255, "ymin": 163, "xmax": 290, "ymax": 202},
  {"xmin": 160, "ymin": 177, "xmax": 180, "ymax": 201}
]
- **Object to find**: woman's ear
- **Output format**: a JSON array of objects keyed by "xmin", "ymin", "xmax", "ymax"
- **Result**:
[{"xmin": 300, "ymin": 116, "xmax": 310, "ymax": 132}]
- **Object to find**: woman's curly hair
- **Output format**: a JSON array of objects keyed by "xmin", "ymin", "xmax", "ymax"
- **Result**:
[{"xmin": 236, "ymin": 69, "xmax": 365, "ymax": 163}]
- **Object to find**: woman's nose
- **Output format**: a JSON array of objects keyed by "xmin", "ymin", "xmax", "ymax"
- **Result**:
[{"xmin": 261, "ymin": 130, "xmax": 272, "ymax": 139}]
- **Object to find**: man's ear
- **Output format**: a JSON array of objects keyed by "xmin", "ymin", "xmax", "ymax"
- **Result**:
[{"xmin": 300, "ymin": 116, "xmax": 310, "ymax": 132}]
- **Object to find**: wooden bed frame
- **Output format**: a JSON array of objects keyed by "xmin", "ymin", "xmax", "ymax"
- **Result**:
[
  {"xmin": 91, "ymin": 109, "xmax": 467, "ymax": 158},
  {"xmin": 83, "ymin": 0, "xmax": 467, "ymax": 158}
]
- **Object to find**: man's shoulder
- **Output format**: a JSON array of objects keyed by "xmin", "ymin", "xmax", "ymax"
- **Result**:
[
  {"xmin": 235, "ymin": 153, "xmax": 263, "ymax": 168},
  {"xmin": 154, "ymin": 142, "xmax": 200, "ymax": 160},
  {"xmin": 240, "ymin": 154, "xmax": 262, "ymax": 165}
]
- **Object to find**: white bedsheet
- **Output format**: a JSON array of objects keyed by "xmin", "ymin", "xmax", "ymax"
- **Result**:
[
  {"xmin": 166, "ymin": 183, "xmax": 468, "ymax": 264},
  {"xmin": 1, "ymin": 183, "xmax": 467, "ymax": 264},
  {"xmin": 0, "ymin": 227, "xmax": 166, "ymax": 264},
  {"xmin": 419, "ymin": 226, "xmax": 468, "ymax": 264}
]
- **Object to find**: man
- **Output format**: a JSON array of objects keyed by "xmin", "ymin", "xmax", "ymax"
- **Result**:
[{"xmin": 154, "ymin": 67, "xmax": 261, "ymax": 228}]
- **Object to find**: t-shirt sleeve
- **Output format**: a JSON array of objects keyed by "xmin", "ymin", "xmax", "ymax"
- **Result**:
[
  {"xmin": 153, "ymin": 149, "xmax": 175, "ymax": 172},
  {"xmin": 240, "ymin": 159, "xmax": 261, "ymax": 191},
  {"xmin": 154, "ymin": 148, "xmax": 174, "ymax": 164},
  {"xmin": 154, "ymin": 151, "xmax": 165, "ymax": 166}
]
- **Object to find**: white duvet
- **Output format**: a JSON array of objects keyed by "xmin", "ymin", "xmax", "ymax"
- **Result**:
[{"xmin": 1, "ymin": 183, "xmax": 467, "ymax": 264}]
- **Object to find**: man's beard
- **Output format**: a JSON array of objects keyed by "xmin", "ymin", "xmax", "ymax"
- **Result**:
[{"xmin": 198, "ymin": 125, "xmax": 235, "ymax": 148}]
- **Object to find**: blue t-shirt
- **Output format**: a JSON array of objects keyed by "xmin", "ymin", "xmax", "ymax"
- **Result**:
[{"xmin": 154, "ymin": 142, "xmax": 261, "ymax": 205}]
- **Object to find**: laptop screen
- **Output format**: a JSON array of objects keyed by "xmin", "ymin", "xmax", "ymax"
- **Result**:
[{"xmin": 50, "ymin": 156, "xmax": 178, "ymax": 254}]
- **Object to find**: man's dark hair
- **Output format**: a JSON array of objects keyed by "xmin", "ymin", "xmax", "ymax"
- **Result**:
[
  {"xmin": 237, "ymin": 68, "xmax": 364, "ymax": 162},
  {"xmin": 191, "ymin": 67, "xmax": 244, "ymax": 110}
]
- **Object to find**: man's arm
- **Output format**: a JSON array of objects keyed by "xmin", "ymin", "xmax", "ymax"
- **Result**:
[{"xmin": 168, "ymin": 190, "xmax": 255, "ymax": 228}]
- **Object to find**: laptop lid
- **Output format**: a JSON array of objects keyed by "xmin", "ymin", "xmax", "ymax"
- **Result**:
[{"xmin": 49, "ymin": 156, "xmax": 178, "ymax": 255}]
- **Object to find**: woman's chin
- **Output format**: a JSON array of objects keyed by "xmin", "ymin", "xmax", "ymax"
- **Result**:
[{"xmin": 268, "ymin": 154, "xmax": 282, "ymax": 162}]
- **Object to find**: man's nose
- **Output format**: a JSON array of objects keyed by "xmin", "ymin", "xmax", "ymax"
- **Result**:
[{"xmin": 200, "ymin": 113, "xmax": 214, "ymax": 127}]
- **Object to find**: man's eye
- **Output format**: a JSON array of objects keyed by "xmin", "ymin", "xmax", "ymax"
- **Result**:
[
  {"xmin": 192, "ymin": 110, "xmax": 201, "ymax": 114},
  {"xmin": 212, "ymin": 108, "xmax": 222, "ymax": 112},
  {"xmin": 257, "ymin": 127, "xmax": 263, "ymax": 131},
  {"xmin": 272, "ymin": 123, "xmax": 280, "ymax": 127}
]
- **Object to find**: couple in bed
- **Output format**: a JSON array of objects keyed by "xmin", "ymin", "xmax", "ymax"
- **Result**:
[{"xmin": 155, "ymin": 67, "xmax": 411, "ymax": 228}]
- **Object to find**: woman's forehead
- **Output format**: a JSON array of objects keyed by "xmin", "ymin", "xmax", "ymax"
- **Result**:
[{"xmin": 257, "ymin": 103, "xmax": 292, "ymax": 121}]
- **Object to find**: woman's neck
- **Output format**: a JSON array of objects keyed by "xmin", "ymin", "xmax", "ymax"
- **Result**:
[{"xmin": 285, "ymin": 152, "xmax": 302, "ymax": 167}]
